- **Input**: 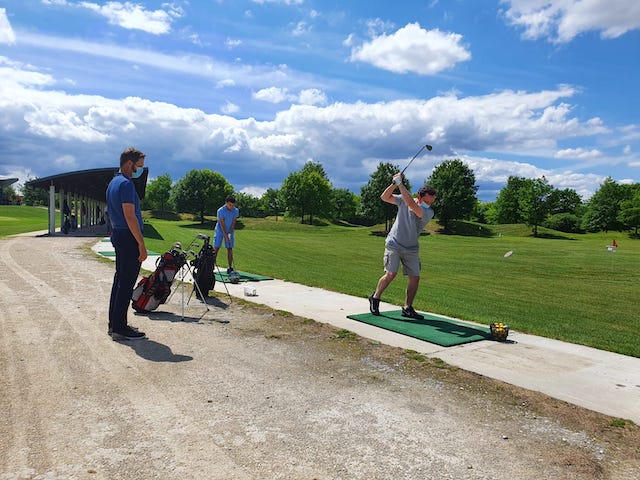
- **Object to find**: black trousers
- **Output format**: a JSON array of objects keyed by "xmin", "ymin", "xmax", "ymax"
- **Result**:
[{"xmin": 108, "ymin": 229, "xmax": 141, "ymax": 332}]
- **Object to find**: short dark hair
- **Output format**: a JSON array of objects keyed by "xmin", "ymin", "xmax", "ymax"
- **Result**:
[
  {"xmin": 120, "ymin": 147, "xmax": 145, "ymax": 167},
  {"xmin": 418, "ymin": 185, "xmax": 437, "ymax": 198},
  {"xmin": 225, "ymin": 195, "xmax": 236, "ymax": 204}
]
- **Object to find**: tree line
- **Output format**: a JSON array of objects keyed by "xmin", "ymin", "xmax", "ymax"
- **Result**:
[{"xmin": 16, "ymin": 159, "xmax": 640, "ymax": 236}]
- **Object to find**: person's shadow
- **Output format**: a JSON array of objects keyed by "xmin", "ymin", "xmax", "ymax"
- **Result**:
[{"xmin": 124, "ymin": 339, "xmax": 193, "ymax": 363}]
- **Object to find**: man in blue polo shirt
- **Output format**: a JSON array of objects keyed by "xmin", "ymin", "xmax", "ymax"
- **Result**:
[
  {"xmin": 106, "ymin": 147, "xmax": 148, "ymax": 341},
  {"xmin": 214, "ymin": 195, "xmax": 240, "ymax": 273}
]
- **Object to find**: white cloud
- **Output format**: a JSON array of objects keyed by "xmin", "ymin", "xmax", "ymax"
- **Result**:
[
  {"xmin": 292, "ymin": 21, "xmax": 311, "ymax": 36},
  {"xmin": 0, "ymin": 57, "xmax": 628, "ymax": 199},
  {"xmin": 555, "ymin": 147, "xmax": 602, "ymax": 159},
  {"xmin": 462, "ymin": 155, "xmax": 605, "ymax": 200},
  {"xmin": 54, "ymin": 154, "xmax": 78, "ymax": 169},
  {"xmin": 16, "ymin": 31, "xmax": 301, "ymax": 90},
  {"xmin": 350, "ymin": 23, "xmax": 471, "ymax": 75},
  {"xmin": 253, "ymin": 87, "xmax": 327, "ymax": 106},
  {"xmin": 77, "ymin": 1, "xmax": 183, "ymax": 35},
  {"xmin": 225, "ymin": 38, "xmax": 242, "ymax": 48},
  {"xmin": 297, "ymin": 88, "xmax": 327, "ymax": 106},
  {"xmin": 0, "ymin": 8, "xmax": 16, "ymax": 44},
  {"xmin": 253, "ymin": 87, "xmax": 291, "ymax": 103},
  {"xmin": 240, "ymin": 186, "xmax": 268, "ymax": 197},
  {"xmin": 221, "ymin": 101, "xmax": 240, "ymax": 114},
  {"xmin": 501, "ymin": 0, "xmax": 640, "ymax": 43},
  {"xmin": 216, "ymin": 79, "xmax": 236, "ymax": 88}
]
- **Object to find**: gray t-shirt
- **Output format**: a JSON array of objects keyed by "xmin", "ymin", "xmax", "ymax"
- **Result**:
[{"xmin": 385, "ymin": 195, "xmax": 434, "ymax": 251}]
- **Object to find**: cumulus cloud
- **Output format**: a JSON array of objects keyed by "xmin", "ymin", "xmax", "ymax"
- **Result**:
[
  {"xmin": 501, "ymin": 0, "xmax": 640, "ymax": 43},
  {"xmin": 221, "ymin": 101, "xmax": 240, "ymax": 114},
  {"xmin": 253, "ymin": 87, "xmax": 290, "ymax": 104},
  {"xmin": 253, "ymin": 87, "xmax": 327, "ymax": 106},
  {"xmin": 78, "ymin": 1, "xmax": 183, "ymax": 35},
  {"xmin": 0, "ymin": 8, "xmax": 15, "ymax": 44},
  {"xmin": 555, "ymin": 147, "xmax": 602, "ymax": 159},
  {"xmin": 349, "ymin": 23, "xmax": 471, "ymax": 75},
  {"xmin": 0, "ymin": 58, "xmax": 624, "ymax": 199}
]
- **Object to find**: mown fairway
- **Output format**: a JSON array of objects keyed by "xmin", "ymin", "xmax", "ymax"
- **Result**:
[
  {"xmin": 0, "ymin": 205, "xmax": 57, "ymax": 236},
  {"xmin": 2, "ymin": 206, "xmax": 637, "ymax": 357},
  {"xmin": 141, "ymin": 216, "xmax": 639, "ymax": 358}
]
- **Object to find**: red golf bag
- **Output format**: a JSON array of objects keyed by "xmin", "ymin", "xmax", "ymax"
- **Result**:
[{"xmin": 131, "ymin": 247, "xmax": 187, "ymax": 312}]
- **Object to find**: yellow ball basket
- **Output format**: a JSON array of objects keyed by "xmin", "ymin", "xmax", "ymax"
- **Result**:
[{"xmin": 490, "ymin": 322, "xmax": 510, "ymax": 342}]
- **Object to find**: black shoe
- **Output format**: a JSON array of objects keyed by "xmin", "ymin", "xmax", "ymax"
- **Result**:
[
  {"xmin": 108, "ymin": 325, "xmax": 138, "ymax": 335},
  {"xmin": 401, "ymin": 306, "xmax": 424, "ymax": 320},
  {"xmin": 227, "ymin": 267, "xmax": 234, "ymax": 274},
  {"xmin": 368, "ymin": 294, "xmax": 380, "ymax": 316},
  {"xmin": 111, "ymin": 326, "xmax": 146, "ymax": 341}
]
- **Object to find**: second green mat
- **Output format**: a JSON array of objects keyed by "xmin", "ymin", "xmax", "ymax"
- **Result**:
[
  {"xmin": 346, "ymin": 310, "xmax": 491, "ymax": 347},
  {"xmin": 214, "ymin": 270, "xmax": 273, "ymax": 283}
]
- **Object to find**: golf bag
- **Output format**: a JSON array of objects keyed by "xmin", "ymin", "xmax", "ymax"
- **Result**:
[
  {"xmin": 131, "ymin": 246, "xmax": 187, "ymax": 312},
  {"xmin": 191, "ymin": 237, "xmax": 216, "ymax": 299}
]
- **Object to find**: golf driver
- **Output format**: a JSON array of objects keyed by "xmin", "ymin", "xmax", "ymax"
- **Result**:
[{"xmin": 400, "ymin": 144, "xmax": 433, "ymax": 175}]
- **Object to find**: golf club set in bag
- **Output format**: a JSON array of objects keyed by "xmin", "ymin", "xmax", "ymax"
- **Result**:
[{"xmin": 131, "ymin": 233, "xmax": 235, "ymax": 313}]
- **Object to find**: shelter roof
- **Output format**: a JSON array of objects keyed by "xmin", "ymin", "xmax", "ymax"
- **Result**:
[
  {"xmin": 0, "ymin": 178, "xmax": 19, "ymax": 188},
  {"xmin": 26, "ymin": 167, "xmax": 148, "ymax": 201}
]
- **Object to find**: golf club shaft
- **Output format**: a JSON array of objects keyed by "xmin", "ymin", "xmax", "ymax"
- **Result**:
[{"xmin": 400, "ymin": 144, "xmax": 432, "ymax": 175}]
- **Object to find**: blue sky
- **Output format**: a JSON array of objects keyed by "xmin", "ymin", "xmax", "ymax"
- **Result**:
[{"xmin": 1, "ymin": 0, "xmax": 639, "ymax": 202}]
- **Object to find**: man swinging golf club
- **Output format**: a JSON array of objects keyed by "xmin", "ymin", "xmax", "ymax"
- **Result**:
[{"xmin": 368, "ymin": 173, "xmax": 437, "ymax": 320}]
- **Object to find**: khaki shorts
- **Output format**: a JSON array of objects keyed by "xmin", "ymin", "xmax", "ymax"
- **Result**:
[{"xmin": 384, "ymin": 247, "xmax": 421, "ymax": 277}]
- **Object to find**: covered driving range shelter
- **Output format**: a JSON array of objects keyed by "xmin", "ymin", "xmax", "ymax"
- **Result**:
[{"xmin": 26, "ymin": 167, "xmax": 148, "ymax": 235}]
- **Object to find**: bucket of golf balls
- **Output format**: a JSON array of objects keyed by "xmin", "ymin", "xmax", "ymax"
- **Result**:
[{"xmin": 490, "ymin": 322, "xmax": 510, "ymax": 342}]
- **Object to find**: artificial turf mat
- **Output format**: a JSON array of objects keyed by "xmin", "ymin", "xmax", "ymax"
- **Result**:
[
  {"xmin": 346, "ymin": 310, "xmax": 491, "ymax": 347},
  {"xmin": 214, "ymin": 270, "xmax": 273, "ymax": 283}
]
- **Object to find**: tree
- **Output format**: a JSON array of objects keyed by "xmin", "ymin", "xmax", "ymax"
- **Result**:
[
  {"xmin": 20, "ymin": 177, "xmax": 49, "ymax": 206},
  {"xmin": 234, "ymin": 191, "xmax": 263, "ymax": 218},
  {"xmin": 1, "ymin": 185, "xmax": 18, "ymax": 205},
  {"xmin": 426, "ymin": 159, "xmax": 478, "ymax": 231},
  {"xmin": 544, "ymin": 213, "xmax": 583, "ymax": 233},
  {"xmin": 581, "ymin": 177, "xmax": 629, "ymax": 233},
  {"xmin": 171, "ymin": 169, "xmax": 233, "ymax": 223},
  {"xmin": 360, "ymin": 162, "xmax": 410, "ymax": 230},
  {"xmin": 261, "ymin": 188, "xmax": 282, "ymax": 220},
  {"xmin": 143, "ymin": 173, "xmax": 172, "ymax": 211},
  {"xmin": 547, "ymin": 188, "xmax": 583, "ymax": 215},
  {"xmin": 617, "ymin": 186, "xmax": 640, "ymax": 235},
  {"xmin": 494, "ymin": 176, "xmax": 528, "ymax": 224},
  {"xmin": 281, "ymin": 161, "xmax": 332, "ymax": 224},
  {"xmin": 331, "ymin": 188, "xmax": 359, "ymax": 223},
  {"xmin": 519, "ymin": 176, "xmax": 553, "ymax": 236}
]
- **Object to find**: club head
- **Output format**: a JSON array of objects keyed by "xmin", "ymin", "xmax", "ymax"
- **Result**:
[
  {"xmin": 196, "ymin": 234, "xmax": 209, "ymax": 240},
  {"xmin": 425, "ymin": 145, "xmax": 433, "ymax": 151}
]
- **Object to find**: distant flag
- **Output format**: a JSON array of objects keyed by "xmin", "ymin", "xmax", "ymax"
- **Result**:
[{"xmin": 613, "ymin": 239, "xmax": 618, "ymax": 248}]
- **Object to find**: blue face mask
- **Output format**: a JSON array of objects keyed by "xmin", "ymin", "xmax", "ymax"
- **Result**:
[{"xmin": 131, "ymin": 165, "xmax": 144, "ymax": 179}]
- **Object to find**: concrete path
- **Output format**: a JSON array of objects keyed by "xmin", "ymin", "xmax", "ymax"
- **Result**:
[{"xmin": 93, "ymin": 241, "xmax": 640, "ymax": 424}]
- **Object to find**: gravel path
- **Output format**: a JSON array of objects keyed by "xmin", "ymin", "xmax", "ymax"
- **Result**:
[{"xmin": 1, "ymin": 234, "xmax": 638, "ymax": 479}]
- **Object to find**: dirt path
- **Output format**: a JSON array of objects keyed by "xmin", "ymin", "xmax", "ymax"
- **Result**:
[{"xmin": 1, "ymin": 235, "xmax": 638, "ymax": 479}]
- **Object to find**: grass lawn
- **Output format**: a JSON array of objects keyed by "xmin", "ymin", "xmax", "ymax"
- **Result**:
[
  {"xmin": 0, "ymin": 205, "xmax": 57, "ymax": 236},
  {"xmin": 2, "ymin": 206, "xmax": 637, "ymax": 357},
  {"xmin": 141, "ymin": 215, "xmax": 639, "ymax": 358}
]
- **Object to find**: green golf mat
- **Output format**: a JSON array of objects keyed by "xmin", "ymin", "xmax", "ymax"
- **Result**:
[
  {"xmin": 347, "ymin": 310, "xmax": 491, "ymax": 347},
  {"xmin": 214, "ymin": 270, "xmax": 273, "ymax": 283}
]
